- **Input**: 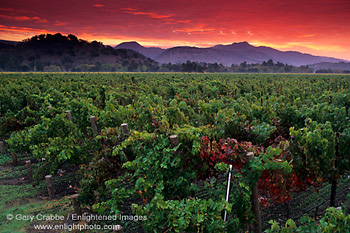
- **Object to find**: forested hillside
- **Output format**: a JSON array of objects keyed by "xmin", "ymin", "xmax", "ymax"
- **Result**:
[{"xmin": 0, "ymin": 33, "xmax": 158, "ymax": 72}]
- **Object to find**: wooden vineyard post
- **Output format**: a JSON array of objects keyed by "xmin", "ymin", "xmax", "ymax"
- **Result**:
[
  {"xmin": 286, "ymin": 200, "xmax": 291, "ymax": 220},
  {"xmin": 0, "ymin": 141, "xmax": 6, "ymax": 154},
  {"xmin": 170, "ymin": 135, "xmax": 180, "ymax": 158},
  {"xmin": 65, "ymin": 110, "xmax": 73, "ymax": 121},
  {"xmin": 170, "ymin": 135, "xmax": 179, "ymax": 146},
  {"xmin": 330, "ymin": 179, "xmax": 337, "ymax": 207},
  {"xmin": 11, "ymin": 152, "xmax": 18, "ymax": 166},
  {"xmin": 121, "ymin": 123, "xmax": 130, "ymax": 136},
  {"xmin": 90, "ymin": 116, "xmax": 98, "ymax": 135},
  {"xmin": 45, "ymin": 175, "xmax": 55, "ymax": 197},
  {"xmin": 246, "ymin": 152, "xmax": 262, "ymax": 233},
  {"xmin": 330, "ymin": 132, "xmax": 340, "ymax": 207},
  {"xmin": 26, "ymin": 160, "xmax": 33, "ymax": 182},
  {"xmin": 113, "ymin": 225, "xmax": 124, "ymax": 233},
  {"xmin": 71, "ymin": 194, "xmax": 82, "ymax": 215}
]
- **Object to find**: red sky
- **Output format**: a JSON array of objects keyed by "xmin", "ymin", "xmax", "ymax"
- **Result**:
[{"xmin": 0, "ymin": 0, "xmax": 349, "ymax": 60}]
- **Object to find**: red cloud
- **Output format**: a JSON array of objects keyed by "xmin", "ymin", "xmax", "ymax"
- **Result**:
[
  {"xmin": 54, "ymin": 20, "xmax": 67, "ymax": 26},
  {"xmin": 0, "ymin": 25, "xmax": 53, "ymax": 35},
  {"xmin": 0, "ymin": 14, "xmax": 48, "ymax": 23},
  {"xmin": 0, "ymin": 8, "xmax": 13, "ymax": 12},
  {"xmin": 121, "ymin": 8, "xmax": 174, "ymax": 19},
  {"xmin": 175, "ymin": 27, "xmax": 215, "ymax": 33},
  {"xmin": 0, "ymin": 0, "xmax": 349, "ymax": 60}
]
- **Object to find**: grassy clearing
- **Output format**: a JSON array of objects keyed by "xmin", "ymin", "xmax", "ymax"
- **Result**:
[{"xmin": 0, "ymin": 153, "xmax": 72, "ymax": 233}]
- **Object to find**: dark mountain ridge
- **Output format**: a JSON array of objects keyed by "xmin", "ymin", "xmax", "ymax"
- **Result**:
[
  {"xmin": 115, "ymin": 41, "xmax": 164, "ymax": 60},
  {"xmin": 116, "ymin": 41, "xmax": 346, "ymax": 67},
  {"xmin": 0, "ymin": 40, "xmax": 18, "ymax": 46}
]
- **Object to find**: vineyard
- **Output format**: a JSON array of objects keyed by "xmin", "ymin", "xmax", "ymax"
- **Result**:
[{"xmin": 1, "ymin": 72, "xmax": 350, "ymax": 232}]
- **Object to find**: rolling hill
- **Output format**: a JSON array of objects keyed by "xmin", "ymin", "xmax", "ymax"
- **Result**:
[
  {"xmin": 0, "ymin": 34, "xmax": 158, "ymax": 72},
  {"xmin": 115, "ymin": 41, "xmax": 164, "ymax": 60},
  {"xmin": 116, "ymin": 41, "xmax": 345, "ymax": 67}
]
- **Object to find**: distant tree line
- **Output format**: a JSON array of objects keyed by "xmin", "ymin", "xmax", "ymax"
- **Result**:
[
  {"xmin": 157, "ymin": 59, "xmax": 313, "ymax": 73},
  {"xmin": 315, "ymin": 68, "xmax": 350, "ymax": 74}
]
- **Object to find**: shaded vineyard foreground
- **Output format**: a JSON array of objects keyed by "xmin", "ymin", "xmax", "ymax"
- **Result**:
[{"xmin": 1, "ymin": 72, "xmax": 350, "ymax": 232}]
